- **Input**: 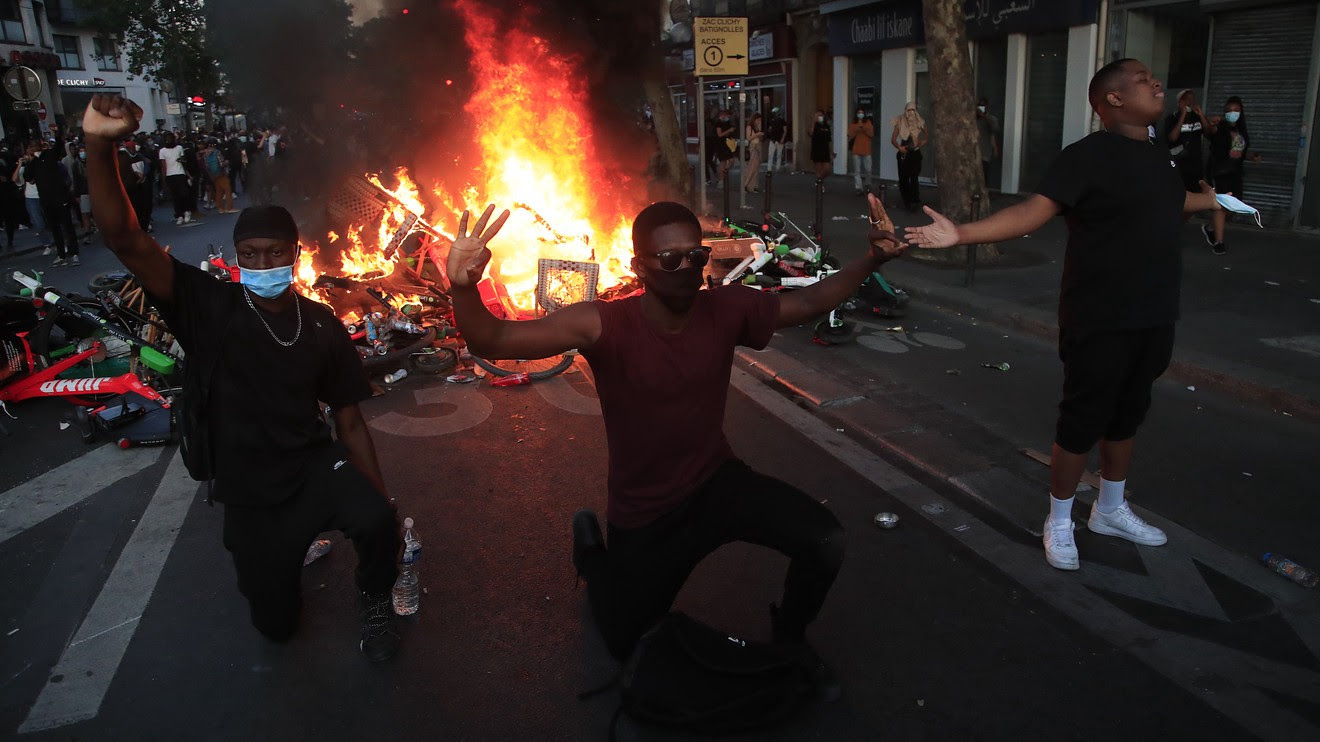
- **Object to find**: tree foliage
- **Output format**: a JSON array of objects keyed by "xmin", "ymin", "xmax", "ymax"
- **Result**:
[{"xmin": 81, "ymin": 0, "xmax": 221, "ymax": 103}]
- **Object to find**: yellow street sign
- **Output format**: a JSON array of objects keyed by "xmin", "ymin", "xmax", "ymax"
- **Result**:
[{"xmin": 694, "ymin": 17, "xmax": 748, "ymax": 76}]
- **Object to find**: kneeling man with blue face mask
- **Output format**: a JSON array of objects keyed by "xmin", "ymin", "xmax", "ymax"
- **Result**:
[{"xmin": 82, "ymin": 94, "xmax": 403, "ymax": 662}]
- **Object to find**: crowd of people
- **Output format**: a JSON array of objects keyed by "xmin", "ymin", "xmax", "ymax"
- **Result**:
[{"xmin": 0, "ymin": 122, "xmax": 326, "ymax": 265}]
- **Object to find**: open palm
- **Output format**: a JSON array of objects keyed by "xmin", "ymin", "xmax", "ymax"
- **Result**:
[
  {"xmin": 903, "ymin": 206, "xmax": 960, "ymax": 249},
  {"xmin": 446, "ymin": 204, "xmax": 511, "ymax": 289}
]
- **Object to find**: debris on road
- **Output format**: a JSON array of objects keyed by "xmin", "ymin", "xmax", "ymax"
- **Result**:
[
  {"xmin": 1187, "ymin": 385, "xmax": 1196, "ymax": 391},
  {"xmin": 954, "ymin": 524, "xmax": 970, "ymax": 532},
  {"xmin": 921, "ymin": 503, "xmax": 946, "ymax": 515},
  {"xmin": 445, "ymin": 373, "xmax": 478, "ymax": 384},
  {"xmin": 874, "ymin": 512, "xmax": 899, "ymax": 529},
  {"xmin": 1261, "ymin": 553, "xmax": 1318, "ymax": 588},
  {"xmin": 981, "ymin": 362, "xmax": 1010, "ymax": 371},
  {"xmin": 1264, "ymin": 281, "xmax": 1280, "ymax": 286},
  {"xmin": 945, "ymin": 369, "xmax": 961, "ymax": 375}
]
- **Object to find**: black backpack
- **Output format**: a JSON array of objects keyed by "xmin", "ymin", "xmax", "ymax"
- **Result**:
[{"xmin": 589, "ymin": 612, "xmax": 815, "ymax": 738}]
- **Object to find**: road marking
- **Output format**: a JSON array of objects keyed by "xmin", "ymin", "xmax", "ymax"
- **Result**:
[
  {"xmin": 0, "ymin": 445, "xmax": 162, "ymax": 545},
  {"xmin": 1260, "ymin": 335, "xmax": 1320, "ymax": 358},
  {"xmin": 368, "ymin": 382, "xmax": 492, "ymax": 437},
  {"xmin": 18, "ymin": 451, "xmax": 197, "ymax": 733},
  {"xmin": 730, "ymin": 366, "xmax": 1320, "ymax": 742},
  {"xmin": 534, "ymin": 374, "xmax": 600, "ymax": 416}
]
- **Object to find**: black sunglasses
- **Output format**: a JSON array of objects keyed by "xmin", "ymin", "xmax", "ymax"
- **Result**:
[{"xmin": 652, "ymin": 246, "xmax": 711, "ymax": 272}]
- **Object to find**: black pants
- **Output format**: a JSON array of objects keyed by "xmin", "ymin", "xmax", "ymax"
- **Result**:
[
  {"xmin": 1055, "ymin": 325, "xmax": 1175, "ymax": 454},
  {"xmin": 167, "ymin": 174, "xmax": 191, "ymax": 218},
  {"xmin": 220, "ymin": 444, "xmax": 399, "ymax": 642},
  {"xmin": 583, "ymin": 458, "xmax": 845, "ymax": 661},
  {"xmin": 897, "ymin": 149, "xmax": 923, "ymax": 207},
  {"xmin": 39, "ymin": 197, "xmax": 78, "ymax": 258}
]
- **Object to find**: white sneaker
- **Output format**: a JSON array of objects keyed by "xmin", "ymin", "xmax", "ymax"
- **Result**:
[
  {"xmin": 69, "ymin": 255, "xmax": 80, "ymax": 266},
  {"xmin": 184, "ymin": 211, "xmax": 193, "ymax": 223},
  {"xmin": 1043, "ymin": 518, "xmax": 1079, "ymax": 571},
  {"xmin": 42, "ymin": 246, "xmax": 53, "ymax": 256},
  {"xmin": 175, "ymin": 216, "xmax": 183, "ymax": 225},
  {"xmin": 1088, "ymin": 502, "xmax": 1167, "ymax": 546}
]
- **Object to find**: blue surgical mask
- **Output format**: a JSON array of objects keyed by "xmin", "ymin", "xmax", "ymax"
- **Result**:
[
  {"xmin": 1224, "ymin": 111, "xmax": 1241, "ymax": 124},
  {"xmin": 240, "ymin": 265, "xmax": 294, "ymax": 299}
]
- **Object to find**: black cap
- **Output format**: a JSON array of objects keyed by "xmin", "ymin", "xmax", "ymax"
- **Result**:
[{"xmin": 233, "ymin": 205, "xmax": 299, "ymax": 245}]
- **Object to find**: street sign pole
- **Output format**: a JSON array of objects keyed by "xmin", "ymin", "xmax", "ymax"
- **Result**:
[
  {"xmin": 738, "ymin": 87, "xmax": 746, "ymax": 211},
  {"xmin": 697, "ymin": 76, "xmax": 706, "ymax": 215},
  {"xmin": 694, "ymin": 17, "xmax": 749, "ymax": 218}
]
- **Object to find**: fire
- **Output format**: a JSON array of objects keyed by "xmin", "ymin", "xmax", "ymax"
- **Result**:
[{"xmin": 294, "ymin": 1, "xmax": 646, "ymax": 319}]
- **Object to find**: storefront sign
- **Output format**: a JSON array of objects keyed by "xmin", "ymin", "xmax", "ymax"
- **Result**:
[
  {"xmin": 856, "ymin": 85, "xmax": 876, "ymax": 111},
  {"xmin": 827, "ymin": 0, "xmax": 924, "ymax": 55},
  {"xmin": 749, "ymin": 32, "xmax": 774, "ymax": 62},
  {"xmin": 58, "ymin": 77, "xmax": 107, "ymax": 87},
  {"xmin": 964, "ymin": 0, "xmax": 1099, "ymax": 38},
  {"xmin": 9, "ymin": 50, "xmax": 61, "ymax": 69},
  {"xmin": 827, "ymin": 0, "xmax": 1101, "ymax": 55},
  {"xmin": 165, "ymin": 102, "xmax": 182, "ymax": 115}
]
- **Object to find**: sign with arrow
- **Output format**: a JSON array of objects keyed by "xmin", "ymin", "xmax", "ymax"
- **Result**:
[{"xmin": 694, "ymin": 17, "xmax": 748, "ymax": 76}]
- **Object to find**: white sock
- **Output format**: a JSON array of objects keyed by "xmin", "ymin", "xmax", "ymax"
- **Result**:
[
  {"xmin": 1048, "ymin": 495, "xmax": 1074, "ymax": 524},
  {"xmin": 1098, "ymin": 478, "xmax": 1126, "ymax": 513}
]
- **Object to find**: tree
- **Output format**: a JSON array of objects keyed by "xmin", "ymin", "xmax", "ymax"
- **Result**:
[
  {"xmin": 83, "ymin": 0, "xmax": 221, "ymax": 109},
  {"xmin": 920, "ymin": 0, "xmax": 1001, "ymax": 262}
]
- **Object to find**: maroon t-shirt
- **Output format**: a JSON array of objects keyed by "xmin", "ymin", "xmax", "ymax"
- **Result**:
[{"xmin": 582, "ymin": 285, "xmax": 780, "ymax": 529}]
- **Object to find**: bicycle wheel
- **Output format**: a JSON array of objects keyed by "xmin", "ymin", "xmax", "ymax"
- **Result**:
[
  {"xmin": 87, "ymin": 271, "xmax": 131, "ymax": 294},
  {"xmin": 32, "ymin": 297, "xmax": 135, "ymax": 369},
  {"xmin": 472, "ymin": 353, "xmax": 575, "ymax": 379}
]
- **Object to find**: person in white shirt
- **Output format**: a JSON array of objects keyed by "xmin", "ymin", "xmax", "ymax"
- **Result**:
[{"xmin": 158, "ymin": 133, "xmax": 192, "ymax": 224}]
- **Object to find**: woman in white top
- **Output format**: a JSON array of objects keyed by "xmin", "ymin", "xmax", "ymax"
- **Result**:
[{"xmin": 158, "ymin": 133, "xmax": 192, "ymax": 224}]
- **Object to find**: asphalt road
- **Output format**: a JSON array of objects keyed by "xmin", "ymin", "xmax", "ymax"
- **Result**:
[{"xmin": 1, "ymin": 195, "xmax": 1316, "ymax": 740}]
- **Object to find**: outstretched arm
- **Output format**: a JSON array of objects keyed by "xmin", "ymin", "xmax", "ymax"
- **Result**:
[
  {"xmin": 84, "ymin": 95, "xmax": 174, "ymax": 303},
  {"xmin": 903, "ymin": 194, "xmax": 1060, "ymax": 248},
  {"xmin": 1184, "ymin": 179, "xmax": 1222, "ymax": 214},
  {"xmin": 778, "ymin": 193, "xmax": 906, "ymax": 327},
  {"xmin": 447, "ymin": 205, "xmax": 602, "ymax": 359}
]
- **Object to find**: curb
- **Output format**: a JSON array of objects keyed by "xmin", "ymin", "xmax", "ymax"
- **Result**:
[{"xmin": 894, "ymin": 272, "xmax": 1320, "ymax": 423}]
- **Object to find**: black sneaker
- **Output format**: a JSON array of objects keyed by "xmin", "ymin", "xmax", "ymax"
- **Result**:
[
  {"xmin": 1212, "ymin": 241, "xmax": 1227, "ymax": 255},
  {"xmin": 359, "ymin": 591, "xmax": 400, "ymax": 662},
  {"xmin": 571, "ymin": 509, "xmax": 605, "ymax": 580},
  {"xmin": 1201, "ymin": 222, "xmax": 1216, "ymax": 246}
]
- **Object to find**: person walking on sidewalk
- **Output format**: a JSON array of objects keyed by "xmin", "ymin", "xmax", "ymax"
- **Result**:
[
  {"xmin": 159, "ymin": 133, "xmax": 192, "ymax": 225},
  {"xmin": 1164, "ymin": 89, "xmax": 1206, "ymax": 196},
  {"xmin": 83, "ymin": 94, "xmax": 402, "ymax": 662},
  {"xmin": 904, "ymin": 59, "xmax": 1223, "ymax": 571},
  {"xmin": 809, "ymin": 109, "xmax": 833, "ymax": 181},
  {"xmin": 1202, "ymin": 96, "xmax": 1262, "ymax": 256},
  {"xmin": 0, "ymin": 168, "xmax": 24, "ymax": 254},
  {"xmin": 446, "ymin": 196, "xmax": 907, "ymax": 697},
  {"xmin": 766, "ymin": 107, "xmax": 788, "ymax": 173},
  {"xmin": 848, "ymin": 108, "xmax": 875, "ymax": 196},
  {"xmin": 891, "ymin": 102, "xmax": 927, "ymax": 211},
  {"xmin": 24, "ymin": 140, "xmax": 80, "ymax": 267},
  {"xmin": 14, "ymin": 144, "xmax": 50, "ymax": 253},
  {"xmin": 742, "ymin": 112, "xmax": 765, "ymax": 193}
]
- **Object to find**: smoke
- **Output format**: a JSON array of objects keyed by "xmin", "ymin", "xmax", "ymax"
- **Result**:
[{"xmin": 203, "ymin": 0, "xmax": 663, "ymax": 223}]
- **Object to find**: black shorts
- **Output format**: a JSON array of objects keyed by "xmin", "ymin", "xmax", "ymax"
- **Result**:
[{"xmin": 1055, "ymin": 325, "xmax": 1175, "ymax": 454}]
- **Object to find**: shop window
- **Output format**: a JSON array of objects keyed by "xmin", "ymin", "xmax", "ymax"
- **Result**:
[
  {"xmin": 0, "ymin": 0, "xmax": 25, "ymax": 43},
  {"xmin": 94, "ymin": 37, "xmax": 121, "ymax": 72},
  {"xmin": 55, "ymin": 34, "xmax": 82, "ymax": 70}
]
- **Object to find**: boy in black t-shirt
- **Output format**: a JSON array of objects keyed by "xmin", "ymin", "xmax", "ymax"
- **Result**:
[
  {"xmin": 1164, "ymin": 89, "xmax": 1205, "ymax": 192},
  {"xmin": 83, "ymin": 94, "xmax": 403, "ymax": 662},
  {"xmin": 905, "ymin": 59, "xmax": 1222, "ymax": 571}
]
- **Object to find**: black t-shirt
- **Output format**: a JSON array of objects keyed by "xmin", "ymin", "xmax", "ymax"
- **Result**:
[
  {"xmin": 766, "ymin": 116, "xmax": 786, "ymax": 142},
  {"xmin": 1163, "ymin": 111, "xmax": 1204, "ymax": 162},
  {"xmin": 1035, "ymin": 130, "xmax": 1185, "ymax": 331},
  {"xmin": 151, "ymin": 259, "xmax": 372, "ymax": 506}
]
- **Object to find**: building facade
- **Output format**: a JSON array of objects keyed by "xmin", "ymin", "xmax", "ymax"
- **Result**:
[
  {"xmin": 0, "ymin": 0, "xmax": 178, "ymax": 143},
  {"xmin": 668, "ymin": 0, "xmax": 1320, "ymax": 229}
]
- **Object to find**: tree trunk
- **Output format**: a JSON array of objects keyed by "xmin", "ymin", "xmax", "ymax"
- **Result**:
[
  {"xmin": 643, "ymin": 74, "xmax": 693, "ymax": 205},
  {"xmin": 920, "ymin": 0, "xmax": 1001, "ymax": 262}
]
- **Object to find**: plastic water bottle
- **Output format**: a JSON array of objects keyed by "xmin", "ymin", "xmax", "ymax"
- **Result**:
[
  {"xmin": 1262, "ymin": 553, "xmax": 1319, "ymax": 588},
  {"xmin": 392, "ymin": 518, "xmax": 422, "ymax": 615}
]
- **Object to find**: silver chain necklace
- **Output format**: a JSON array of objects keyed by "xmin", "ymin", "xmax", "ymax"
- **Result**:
[{"xmin": 243, "ymin": 287, "xmax": 302, "ymax": 347}]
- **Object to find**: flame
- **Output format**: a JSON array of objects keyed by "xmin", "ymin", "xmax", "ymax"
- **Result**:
[{"xmin": 293, "ymin": 1, "xmax": 646, "ymax": 318}]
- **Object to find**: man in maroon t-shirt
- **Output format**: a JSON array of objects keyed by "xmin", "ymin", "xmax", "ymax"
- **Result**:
[{"xmin": 448, "ymin": 199, "xmax": 905, "ymax": 693}]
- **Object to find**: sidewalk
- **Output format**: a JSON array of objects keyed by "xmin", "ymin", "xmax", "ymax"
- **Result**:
[{"xmin": 713, "ymin": 163, "xmax": 1320, "ymax": 421}]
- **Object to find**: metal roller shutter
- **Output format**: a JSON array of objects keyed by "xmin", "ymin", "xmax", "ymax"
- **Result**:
[{"xmin": 1206, "ymin": 2, "xmax": 1317, "ymax": 227}]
